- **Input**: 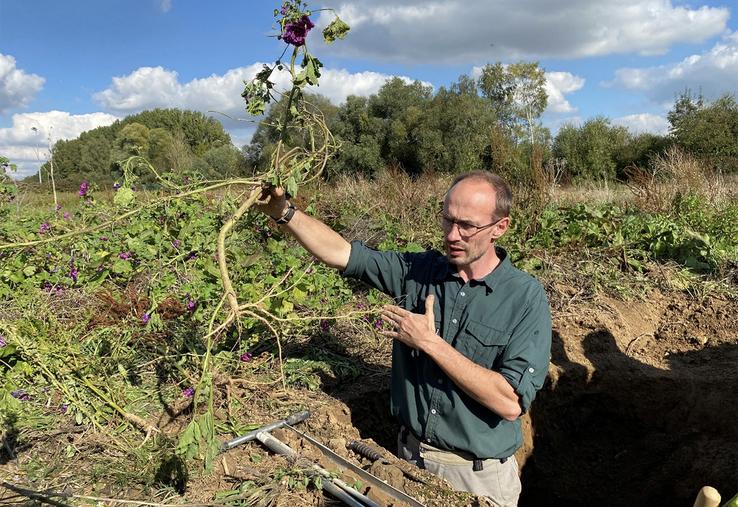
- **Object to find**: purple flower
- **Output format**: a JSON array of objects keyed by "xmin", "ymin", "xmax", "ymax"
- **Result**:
[
  {"xmin": 99, "ymin": 235, "xmax": 108, "ymax": 241},
  {"xmin": 282, "ymin": 15, "xmax": 314, "ymax": 46},
  {"xmin": 320, "ymin": 320, "xmax": 329, "ymax": 333},
  {"xmin": 186, "ymin": 251, "xmax": 197, "ymax": 260},
  {"xmin": 374, "ymin": 318, "xmax": 384, "ymax": 330},
  {"xmin": 78, "ymin": 181, "xmax": 89, "ymax": 197},
  {"xmin": 187, "ymin": 299, "xmax": 196, "ymax": 312},
  {"xmin": 11, "ymin": 390, "xmax": 30, "ymax": 401},
  {"xmin": 69, "ymin": 266, "xmax": 79, "ymax": 282},
  {"xmin": 0, "ymin": 334, "xmax": 6, "ymax": 347},
  {"xmin": 357, "ymin": 302, "xmax": 367, "ymax": 310},
  {"xmin": 60, "ymin": 403, "xmax": 69, "ymax": 414},
  {"xmin": 39, "ymin": 222, "xmax": 51, "ymax": 234},
  {"xmin": 113, "ymin": 182, "xmax": 121, "ymax": 190},
  {"xmin": 119, "ymin": 252, "xmax": 132, "ymax": 260},
  {"xmin": 63, "ymin": 212, "xmax": 71, "ymax": 220},
  {"xmin": 172, "ymin": 239, "xmax": 181, "ymax": 249},
  {"xmin": 55, "ymin": 203, "xmax": 62, "ymax": 211},
  {"xmin": 141, "ymin": 313, "xmax": 150, "ymax": 324},
  {"xmin": 240, "ymin": 352, "xmax": 253, "ymax": 362},
  {"xmin": 182, "ymin": 386, "xmax": 195, "ymax": 398}
]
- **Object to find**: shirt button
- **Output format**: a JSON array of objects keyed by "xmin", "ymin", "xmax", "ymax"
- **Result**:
[
  {"xmin": 529, "ymin": 367, "xmax": 535, "ymax": 373},
  {"xmin": 460, "ymin": 291, "xmax": 466, "ymax": 297},
  {"xmin": 438, "ymin": 378, "xmax": 443, "ymax": 384},
  {"xmin": 426, "ymin": 438, "xmax": 431, "ymax": 443},
  {"xmin": 452, "ymin": 318, "xmax": 458, "ymax": 324},
  {"xmin": 431, "ymin": 409, "xmax": 437, "ymax": 415}
]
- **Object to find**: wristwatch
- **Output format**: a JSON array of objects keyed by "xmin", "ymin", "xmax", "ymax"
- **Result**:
[{"xmin": 275, "ymin": 201, "xmax": 296, "ymax": 224}]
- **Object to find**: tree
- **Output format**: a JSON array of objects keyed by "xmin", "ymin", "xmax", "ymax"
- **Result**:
[
  {"xmin": 478, "ymin": 62, "xmax": 548, "ymax": 144},
  {"xmin": 553, "ymin": 117, "xmax": 630, "ymax": 184},
  {"xmin": 668, "ymin": 91, "xmax": 738, "ymax": 172}
]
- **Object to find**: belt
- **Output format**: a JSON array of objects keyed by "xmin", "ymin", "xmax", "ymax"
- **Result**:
[{"xmin": 400, "ymin": 426, "xmax": 508, "ymax": 472}]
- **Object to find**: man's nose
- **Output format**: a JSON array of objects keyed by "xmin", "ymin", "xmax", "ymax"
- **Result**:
[{"xmin": 445, "ymin": 222, "xmax": 462, "ymax": 242}]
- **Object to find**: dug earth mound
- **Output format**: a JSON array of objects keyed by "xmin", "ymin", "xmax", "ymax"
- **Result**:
[{"xmin": 186, "ymin": 288, "xmax": 736, "ymax": 506}]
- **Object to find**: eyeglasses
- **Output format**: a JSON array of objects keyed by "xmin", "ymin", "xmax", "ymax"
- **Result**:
[{"xmin": 438, "ymin": 211, "xmax": 502, "ymax": 238}]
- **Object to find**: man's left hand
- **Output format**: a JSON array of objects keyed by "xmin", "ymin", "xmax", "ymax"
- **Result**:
[{"xmin": 380, "ymin": 295, "xmax": 439, "ymax": 351}]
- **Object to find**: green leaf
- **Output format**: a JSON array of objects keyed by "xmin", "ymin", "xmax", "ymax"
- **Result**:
[
  {"xmin": 112, "ymin": 260, "xmax": 132, "ymax": 274},
  {"xmin": 285, "ymin": 175, "xmax": 299, "ymax": 198},
  {"xmin": 22, "ymin": 265, "xmax": 36, "ymax": 277},
  {"xmin": 114, "ymin": 187, "xmax": 135, "ymax": 207},
  {"xmin": 291, "ymin": 287, "xmax": 307, "ymax": 303},
  {"xmin": 322, "ymin": 17, "xmax": 350, "ymax": 43}
]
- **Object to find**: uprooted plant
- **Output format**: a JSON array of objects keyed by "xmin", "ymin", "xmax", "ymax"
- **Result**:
[{"xmin": 0, "ymin": 0, "xmax": 353, "ymax": 476}]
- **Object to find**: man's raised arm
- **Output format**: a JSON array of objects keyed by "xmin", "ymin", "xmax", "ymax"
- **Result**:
[{"xmin": 257, "ymin": 186, "xmax": 351, "ymax": 271}]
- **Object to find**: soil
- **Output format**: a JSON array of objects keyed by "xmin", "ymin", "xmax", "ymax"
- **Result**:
[
  {"xmin": 2, "ymin": 286, "xmax": 736, "ymax": 506},
  {"xmin": 182, "ymin": 286, "xmax": 737, "ymax": 507}
]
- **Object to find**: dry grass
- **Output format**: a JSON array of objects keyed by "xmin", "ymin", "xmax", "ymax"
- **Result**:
[
  {"xmin": 623, "ymin": 146, "xmax": 733, "ymax": 211},
  {"xmin": 309, "ymin": 166, "xmax": 450, "ymax": 247}
]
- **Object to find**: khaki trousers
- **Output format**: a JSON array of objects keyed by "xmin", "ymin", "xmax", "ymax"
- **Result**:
[{"xmin": 397, "ymin": 428, "xmax": 521, "ymax": 507}]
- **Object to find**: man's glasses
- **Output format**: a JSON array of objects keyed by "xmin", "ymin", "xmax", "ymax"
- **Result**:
[{"xmin": 438, "ymin": 211, "xmax": 502, "ymax": 238}]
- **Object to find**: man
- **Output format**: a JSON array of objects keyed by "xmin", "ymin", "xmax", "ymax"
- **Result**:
[{"xmin": 258, "ymin": 171, "xmax": 551, "ymax": 506}]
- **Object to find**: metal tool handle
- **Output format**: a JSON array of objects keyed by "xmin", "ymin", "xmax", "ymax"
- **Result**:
[
  {"xmin": 256, "ymin": 431, "xmax": 367, "ymax": 507},
  {"xmin": 346, "ymin": 440, "xmax": 383, "ymax": 462},
  {"xmin": 220, "ymin": 410, "xmax": 312, "ymax": 452}
]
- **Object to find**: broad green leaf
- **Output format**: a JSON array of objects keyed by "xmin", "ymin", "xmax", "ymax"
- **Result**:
[{"xmin": 322, "ymin": 17, "xmax": 350, "ymax": 43}]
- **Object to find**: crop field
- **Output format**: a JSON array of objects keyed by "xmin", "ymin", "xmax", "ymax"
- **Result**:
[
  {"xmin": 2, "ymin": 2, "xmax": 738, "ymax": 506},
  {"xmin": 1, "ymin": 165, "xmax": 737, "ymax": 506}
]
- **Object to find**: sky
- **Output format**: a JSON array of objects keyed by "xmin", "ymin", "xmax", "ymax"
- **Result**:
[{"xmin": 1, "ymin": 0, "xmax": 737, "ymax": 179}]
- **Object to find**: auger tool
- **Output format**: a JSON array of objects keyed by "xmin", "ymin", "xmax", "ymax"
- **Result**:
[{"xmin": 285, "ymin": 423, "xmax": 426, "ymax": 507}]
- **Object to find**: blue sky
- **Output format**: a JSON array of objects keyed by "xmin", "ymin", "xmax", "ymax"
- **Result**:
[{"xmin": 1, "ymin": 0, "xmax": 737, "ymax": 178}]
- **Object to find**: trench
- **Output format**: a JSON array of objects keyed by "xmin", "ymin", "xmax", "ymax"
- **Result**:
[{"xmin": 329, "ymin": 332, "xmax": 737, "ymax": 506}]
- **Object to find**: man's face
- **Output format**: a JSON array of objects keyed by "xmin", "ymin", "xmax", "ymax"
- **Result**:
[{"xmin": 442, "ymin": 179, "xmax": 503, "ymax": 268}]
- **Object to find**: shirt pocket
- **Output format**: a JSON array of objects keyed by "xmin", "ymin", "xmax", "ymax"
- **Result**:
[{"xmin": 456, "ymin": 320, "xmax": 509, "ymax": 368}]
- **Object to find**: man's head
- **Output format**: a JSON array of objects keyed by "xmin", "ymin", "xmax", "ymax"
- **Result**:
[{"xmin": 441, "ymin": 171, "xmax": 512, "ymax": 270}]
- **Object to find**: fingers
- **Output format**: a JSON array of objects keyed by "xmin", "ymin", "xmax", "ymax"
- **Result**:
[{"xmin": 425, "ymin": 294, "xmax": 435, "ymax": 327}]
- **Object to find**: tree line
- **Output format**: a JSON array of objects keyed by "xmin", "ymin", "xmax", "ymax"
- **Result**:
[
  {"xmin": 31, "ymin": 108, "xmax": 245, "ymax": 189},
  {"xmin": 30, "ymin": 62, "xmax": 738, "ymax": 188}
]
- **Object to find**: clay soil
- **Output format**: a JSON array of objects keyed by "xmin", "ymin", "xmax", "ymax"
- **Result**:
[
  {"xmin": 179, "ymin": 284, "xmax": 737, "ymax": 507},
  {"xmin": 2, "ymin": 285, "xmax": 736, "ymax": 507}
]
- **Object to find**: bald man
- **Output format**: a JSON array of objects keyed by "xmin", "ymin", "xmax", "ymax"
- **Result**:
[{"xmin": 258, "ymin": 171, "xmax": 551, "ymax": 506}]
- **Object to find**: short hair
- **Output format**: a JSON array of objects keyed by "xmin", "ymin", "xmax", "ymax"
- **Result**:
[{"xmin": 448, "ymin": 170, "xmax": 512, "ymax": 219}]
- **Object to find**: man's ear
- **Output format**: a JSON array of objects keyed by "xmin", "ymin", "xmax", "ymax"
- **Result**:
[{"xmin": 491, "ymin": 216, "xmax": 510, "ymax": 241}]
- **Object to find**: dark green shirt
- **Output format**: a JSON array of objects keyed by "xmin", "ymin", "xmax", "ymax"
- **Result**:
[{"xmin": 343, "ymin": 240, "xmax": 551, "ymax": 459}]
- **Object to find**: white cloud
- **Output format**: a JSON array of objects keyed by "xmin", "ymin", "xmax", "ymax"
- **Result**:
[
  {"xmin": 545, "ymin": 72, "xmax": 586, "ymax": 113},
  {"xmin": 613, "ymin": 113, "xmax": 670, "ymax": 135},
  {"xmin": 611, "ymin": 31, "xmax": 738, "ymax": 104},
  {"xmin": 315, "ymin": 0, "xmax": 728, "ymax": 63},
  {"xmin": 0, "ymin": 54, "xmax": 45, "ymax": 114},
  {"xmin": 93, "ymin": 64, "xmax": 428, "ymax": 124},
  {"xmin": 0, "ymin": 111, "xmax": 119, "ymax": 179},
  {"xmin": 159, "ymin": 0, "xmax": 172, "ymax": 13}
]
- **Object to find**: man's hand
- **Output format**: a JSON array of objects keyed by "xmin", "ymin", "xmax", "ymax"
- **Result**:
[
  {"xmin": 380, "ymin": 295, "xmax": 439, "ymax": 351},
  {"xmin": 256, "ymin": 185, "xmax": 289, "ymax": 220}
]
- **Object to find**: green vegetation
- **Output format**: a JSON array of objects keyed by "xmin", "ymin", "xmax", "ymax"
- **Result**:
[{"xmin": 37, "ymin": 108, "xmax": 238, "ymax": 189}]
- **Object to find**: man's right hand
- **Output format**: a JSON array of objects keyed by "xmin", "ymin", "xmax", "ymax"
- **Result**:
[{"xmin": 257, "ymin": 185, "xmax": 290, "ymax": 220}]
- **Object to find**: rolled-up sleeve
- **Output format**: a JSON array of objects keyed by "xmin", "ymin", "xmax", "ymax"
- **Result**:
[
  {"xmin": 342, "ymin": 240, "xmax": 408, "ymax": 299},
  {"xmin": 498, "ymin": 286, "xmax": 552, "ymax": 413}
]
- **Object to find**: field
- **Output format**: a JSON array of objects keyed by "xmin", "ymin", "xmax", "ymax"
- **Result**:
[{"xmin": 1, "ymin": 167, "xmax": 737, "ymax": 506}]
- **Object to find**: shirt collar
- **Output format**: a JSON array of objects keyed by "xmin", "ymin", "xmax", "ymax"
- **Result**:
[{"xmin": 433, "ymin": 246, "xmax": 513, "ymax": 291}]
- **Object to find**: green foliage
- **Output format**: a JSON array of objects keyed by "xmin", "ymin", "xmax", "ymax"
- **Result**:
[
  {"xmin": 553, "ymin": 117, "xmax": 630, "ymax": 183},
  {"xmin": 322, "ymin": 16, "xmax": 350, "ymax": 43},
  {"xmin": 39, "ymin": 109, "xmax": 234, "ymax": 188},
  {"xmin": 478, "ymin": 61, "xmax": 548, "ymax": 143},
  {"xmin": 520, "ymin": 199, "xmax": 737, "ymax": 273},
  {"xmin": 668, "ymin": 91, "xmax": 738, "ymax": 172}
]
